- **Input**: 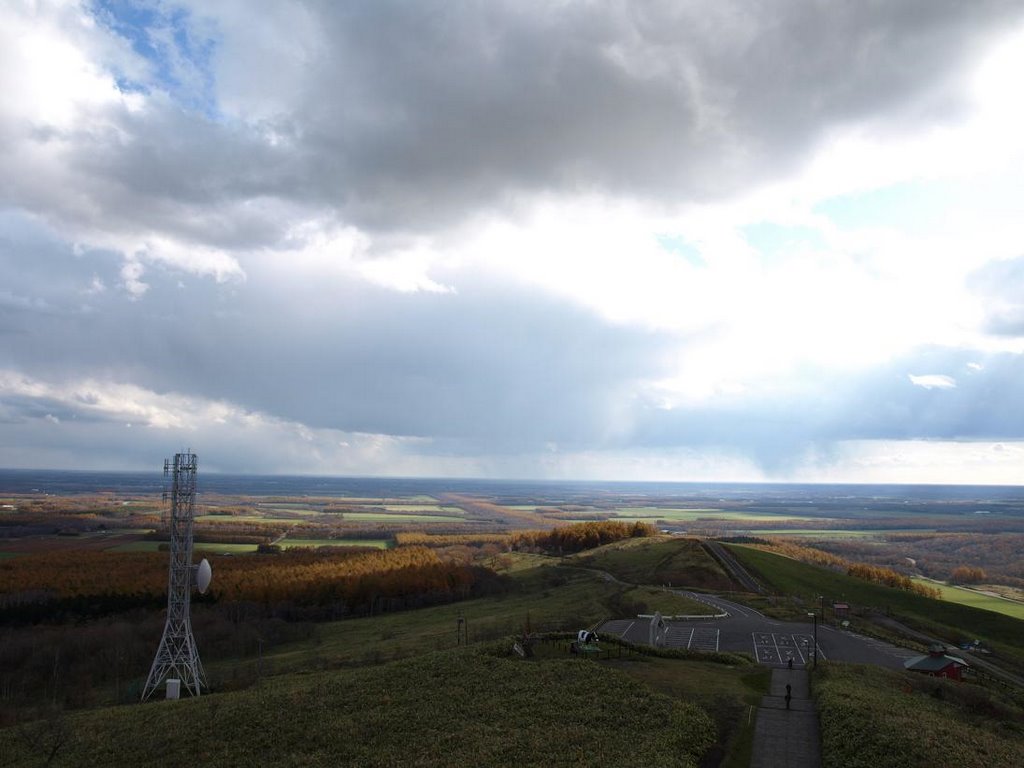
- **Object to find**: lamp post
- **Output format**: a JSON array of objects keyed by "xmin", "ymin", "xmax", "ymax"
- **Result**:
[
  {"xmin": 807, "ymin": 612, "xmax": 818, "ymax": 669},
  {"xmin": 820, "ymin": 594, "xmax": 825, "ymax": 623}
]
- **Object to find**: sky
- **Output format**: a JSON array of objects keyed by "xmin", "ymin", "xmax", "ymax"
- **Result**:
[{"xmin": 2, "ymin": 0, "xmax": 1024, "ymax": 483}]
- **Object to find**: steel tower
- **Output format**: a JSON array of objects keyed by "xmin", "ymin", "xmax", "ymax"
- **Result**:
[{"xmin": 142, "ymin": 452, "xmax": 207, "ymax": 700}]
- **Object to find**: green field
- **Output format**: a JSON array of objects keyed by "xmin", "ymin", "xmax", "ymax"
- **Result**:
[
  {"xmin": 278, "ymin": 538, "xmax": 391, "ymax": 550},
  {"xmin": 609, "ymin": 508, "xmax": 826, "ymax": 522},
  {"xmin": 195, "ymin": 514, "xmax": 308, "ymax": 524},
  {"xmin": 380, "ymin": 504, "xmax": 463, "ymax": 513},
  {"xmin": 109, "ymin": 541, "xmax": 259, "ymax": 554},
  {"xmin": 752, "ymin": 529, "xmax": 927, "ymax": 537},
  {"xmin": 341, "ymin": 512, "xmax": 465, "ymax": 523},
  {"xmin": 917, "ymin": 578, "xmax": 1024, "ymax": 621}
]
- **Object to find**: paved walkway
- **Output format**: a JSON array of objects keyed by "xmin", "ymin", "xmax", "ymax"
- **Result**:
[{"xmin": 750, "ymin": 668, "xmax": 821, "ymax": 768}]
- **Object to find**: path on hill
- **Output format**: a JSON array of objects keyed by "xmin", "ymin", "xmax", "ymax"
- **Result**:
[
  {"xmin": 701, "ymin": 540, "xmax": 765, "ymax": 594},
  {"xmin": 750, "ymin": 667, "xmax": 821, "ymax": 768}
]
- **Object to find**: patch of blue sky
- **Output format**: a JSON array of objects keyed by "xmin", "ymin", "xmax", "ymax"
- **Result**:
[
  {"xmin": 656, "ymin": 234, "xmax": 705, "ymax": 267},
  {"xmin": 813, "ymin": 180, "xmax": 956, "ymax": 233},
  {"xmin": 741, "ymin": 222, "xmax": 826, "ymax": 260},
  {"xmin": 90, "ymin": 0, "xmax": 221, "ymax": 118}
]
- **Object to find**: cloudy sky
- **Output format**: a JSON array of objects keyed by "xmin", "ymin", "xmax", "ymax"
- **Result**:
[{"xmin": 2, "ymin": 0, "xmax": 1024, "ymax": 483}]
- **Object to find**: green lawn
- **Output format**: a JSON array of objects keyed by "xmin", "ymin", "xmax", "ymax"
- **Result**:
[{"xmin": 916, "ymin": 578, "xmax": 1024, "ymax": 621}]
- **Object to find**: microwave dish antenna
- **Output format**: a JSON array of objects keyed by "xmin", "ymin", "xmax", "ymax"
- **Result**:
[{"xmin": 141, "ymin": 451, "xmax": 210, "ymax": 701}]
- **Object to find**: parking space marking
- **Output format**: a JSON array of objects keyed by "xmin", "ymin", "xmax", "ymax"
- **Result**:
[
  {"xmin": 752, "ymin": 633, "xmax": 826, "ymax": 664},
  {"xmin": 598, "ymin": 619, "xmax": 634, "ymax": 638},
  {"xmin": 689, "ymin": 627, "xmax": 720, "ymax": 651}
]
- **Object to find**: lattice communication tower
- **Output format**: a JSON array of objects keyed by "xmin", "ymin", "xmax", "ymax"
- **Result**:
[{"xmin": 141, "ymin": 451, "xmax": 210, "ymax": 701}]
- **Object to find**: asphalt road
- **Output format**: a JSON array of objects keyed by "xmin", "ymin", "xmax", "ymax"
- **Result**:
[{"xmin": 599, "ymin": 592, "xmax": 919, "ymax": 669}]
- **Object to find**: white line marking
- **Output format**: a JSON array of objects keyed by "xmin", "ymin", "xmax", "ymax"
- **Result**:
[
  {"xmin": 687, "ymin": 628, "xmax": 695, "ymax": 649},
  {"xmin": 715, "ymin": 629, "xmax": 720, "ymax": 652}
]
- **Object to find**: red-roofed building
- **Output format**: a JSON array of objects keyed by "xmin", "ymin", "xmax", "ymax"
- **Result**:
[{"xmin": 903, "ymin": 644, "xmax": 969, "ymax": 681}]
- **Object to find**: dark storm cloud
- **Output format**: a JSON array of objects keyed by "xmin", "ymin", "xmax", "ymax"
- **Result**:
[
  {"xmin": 11, "ymin": 0, "xmax": 1019, "ymax": 247},
  {"xmin": 221, "ymin": 0, "xmax": 1022, "ymax": 230}
]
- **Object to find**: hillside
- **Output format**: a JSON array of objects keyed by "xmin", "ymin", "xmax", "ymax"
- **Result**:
[
  {"xmin": 6, "ymin": 537, "xmax": 1024, "ymax": 766},
  {"xmin": 816, "ymin": 663, "xmax": 1024, "ymax": 768},
  {"xmin": 569, "ymin": 536, "xmax": 735, "ymax": 590},
  {"xmin": 2, "ymin": 646, "xmax": 715, "ymax": 768},
  {"xmin": 726, "ymin": 543, "xmax": 1024, "ymax": 667}
]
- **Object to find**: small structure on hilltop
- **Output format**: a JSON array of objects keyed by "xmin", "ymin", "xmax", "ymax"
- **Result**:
[{"xmin": 904, "ymin": 644, "xmax": 969, "ymax": 681}]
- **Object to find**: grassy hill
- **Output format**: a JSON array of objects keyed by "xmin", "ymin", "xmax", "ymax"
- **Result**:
[
  {"xmin": 569, "ymin": 536, "xmax": 735, "ymax": 591},
  {"xmin": 6, "ymin": 538, "xmax": 1024, "ymax": 766},
  {"xmin": 726, "ymin": 544, "xmax": 1024, "ymax": 664},
  {"xmin": 816, "ymin": 663, "xmax": 1024, "ymax": 768},
  {"xmin": 2, "ymin": 646, "xmax": 716, "ymax": 768}
]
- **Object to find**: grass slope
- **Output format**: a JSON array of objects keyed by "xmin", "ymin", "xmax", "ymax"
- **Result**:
[
  {"xmin": 727, "ymin": 544, "xmax": 1024, "ymax": 656},
  {"xmin": 571, "ymin": 537, "xmax": 734, "ymax": 591},
  {"xmin": 2, "ymin": 648, "xmax": 716, "ymax": 767},
  {"xmin": 816, "ymin": 663, "xmax": 1024, "ymax": 768},
  {"xmin": 917, "ymin": 578, "xmax": 1024, "ymax": 621}
]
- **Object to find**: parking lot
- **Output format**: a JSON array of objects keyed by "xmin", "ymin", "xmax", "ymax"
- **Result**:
[
  {"xmin": 752, "ymin": 632, "xmax": 824, "ymax": 665},
  {"xmin": 599, "ymin": 592, "xmax": 918, "ymax": 669}
]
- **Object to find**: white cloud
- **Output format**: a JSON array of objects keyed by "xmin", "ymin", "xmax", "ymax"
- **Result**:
[
  {"xmin": 908, "ymin": 374, "xmax": 957, "ymax": 390},
  {"xmin": 801, "ymin": 440, "xmax": 1024, "ymax": 485}
]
